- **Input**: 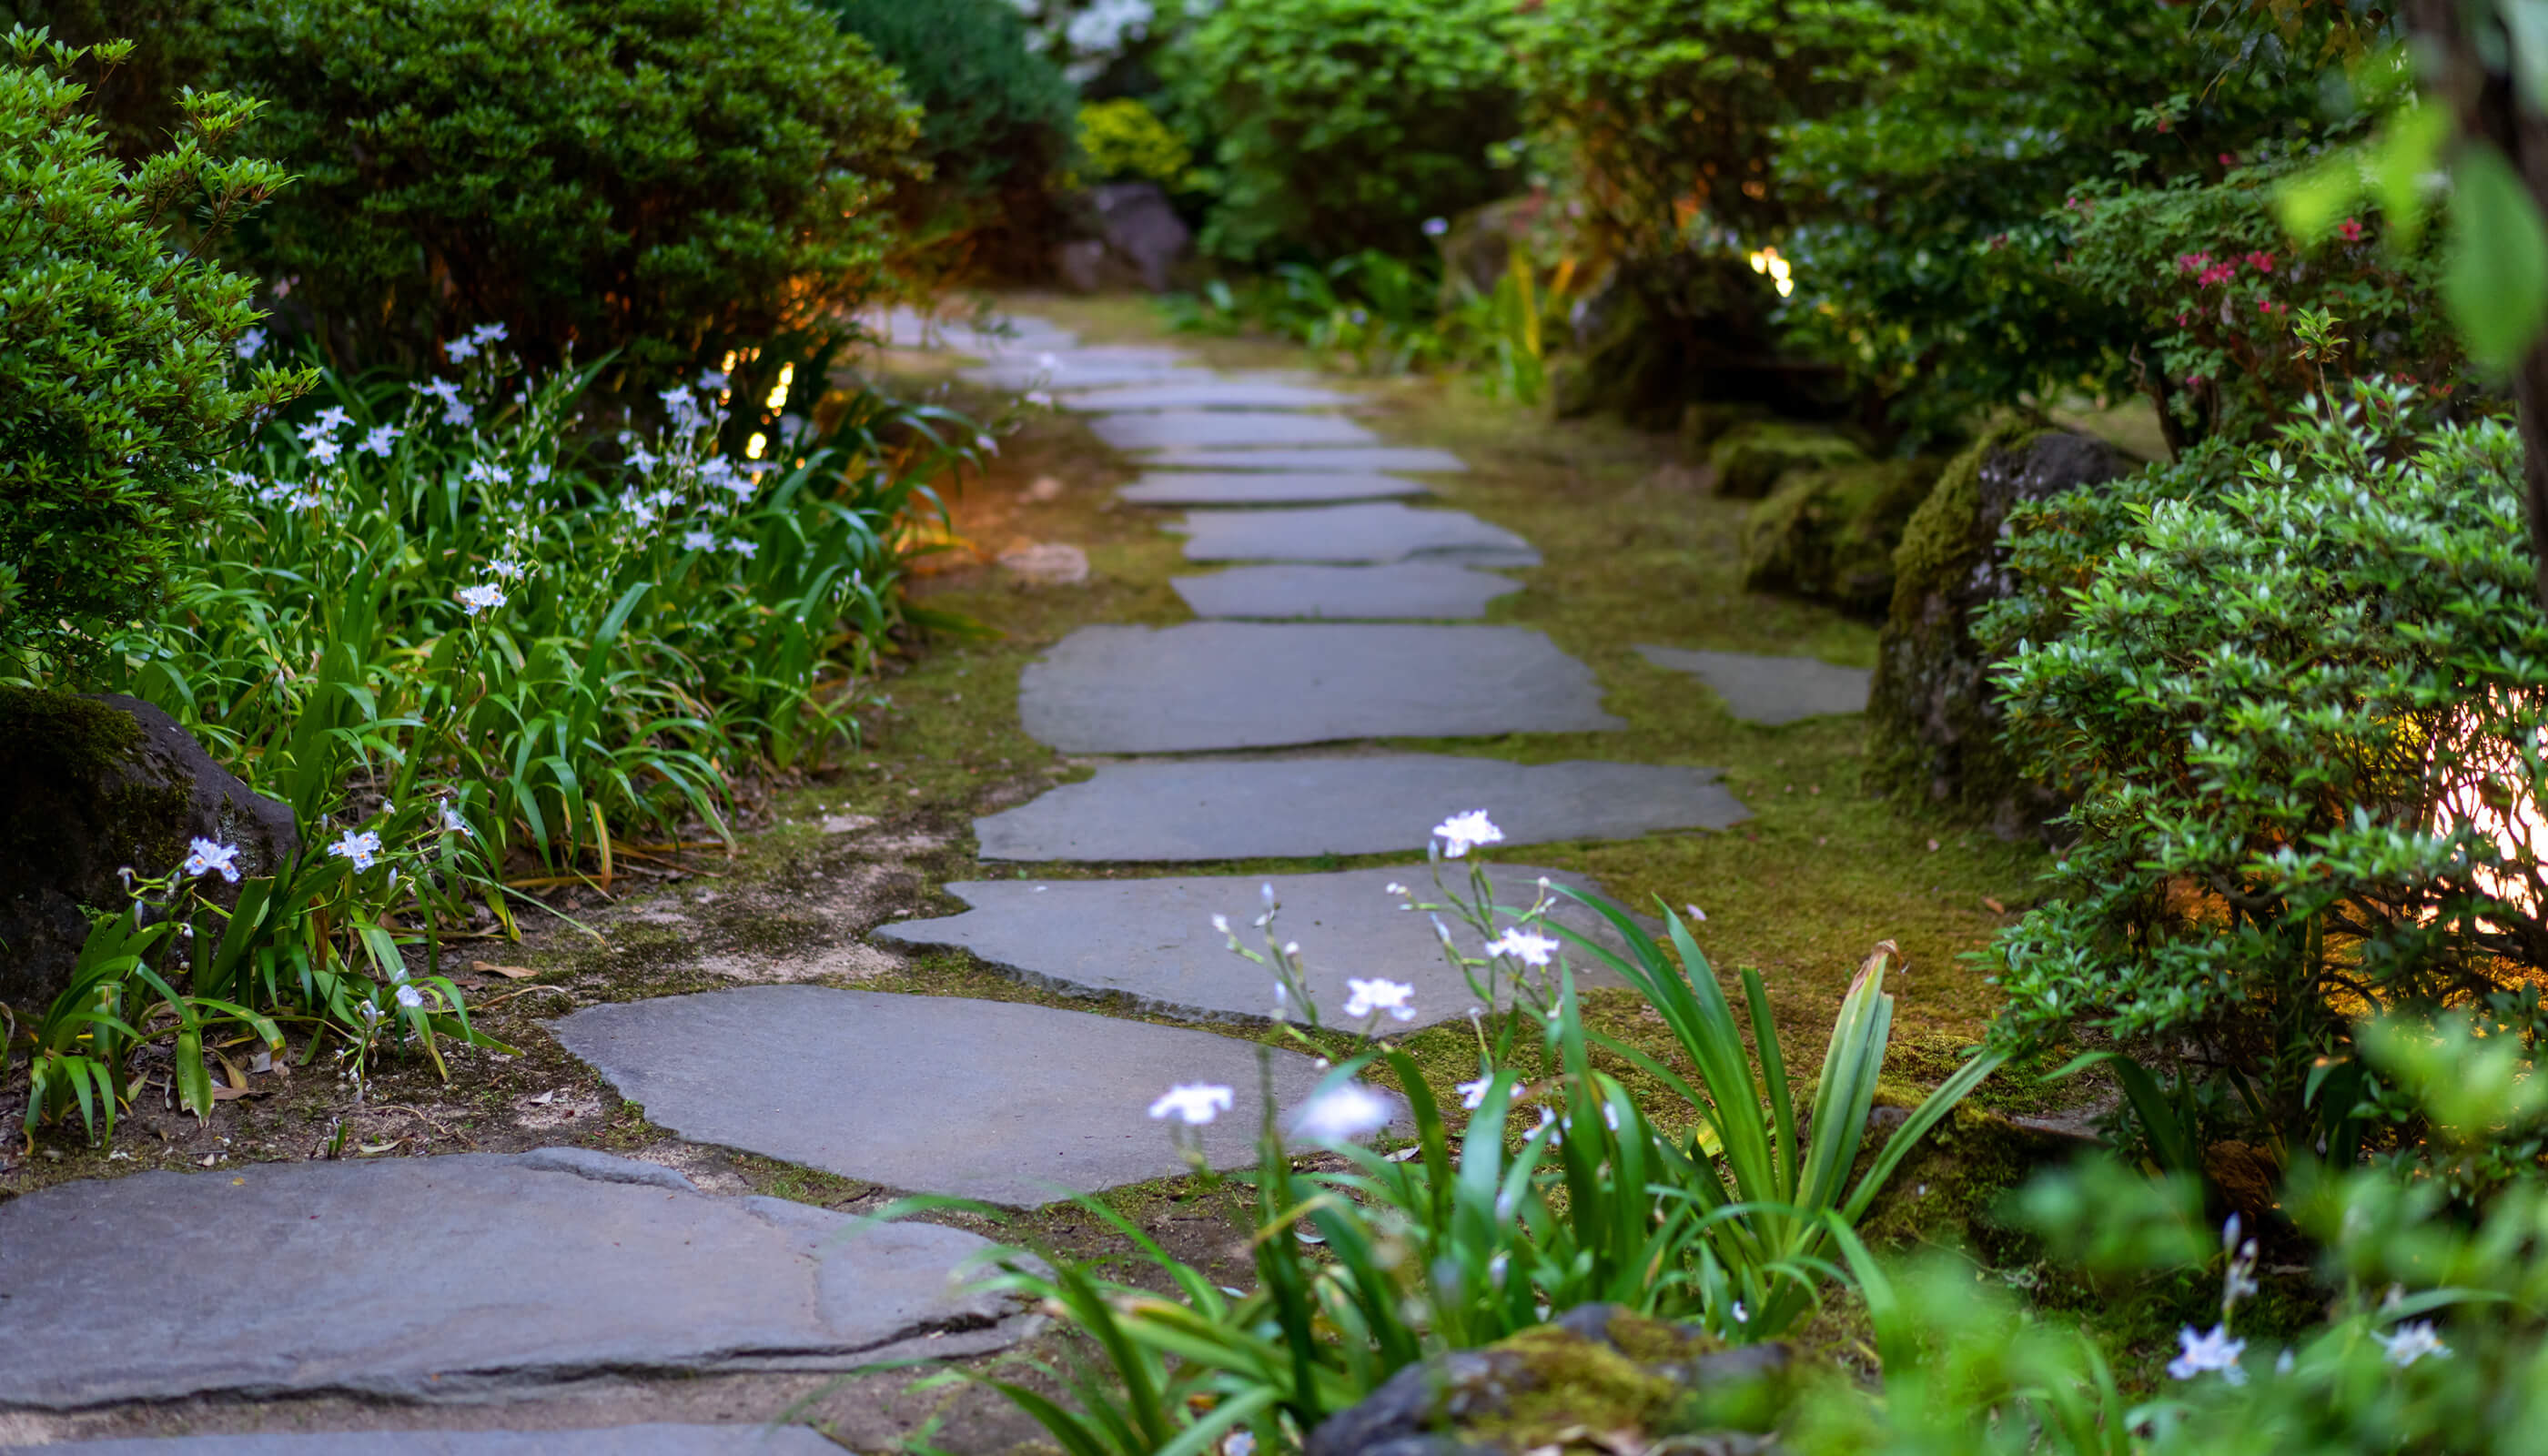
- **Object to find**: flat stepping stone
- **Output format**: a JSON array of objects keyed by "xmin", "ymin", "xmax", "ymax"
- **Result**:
[
  {"xmin": 1636, "ymin": 643, "xmax": 1872, "ymax": 725},
  {"xmin": 1147, "ymin": 446, "xmax": 1468, "ymax": 473},
  {"xmin": 974, "ymin": 755, "xmax": 1750, "ymax": 862},
  {"xmin": 1061, "ymin": 379, "xmax": 1360, "ymax": 412},
  {"xmin": 20, "ymin": 1426, "xmax": 838, "ymax": 1454},
  {"xmin": 1119, "ymin": 471, "xmax": 1431, "ymax": 506},
  {"xmin": 0, "ymin": 1151, "xmax": 1017, "ymax": 1409},
  {"xmin": 1173, "ymin": 501, "xmax": 1537, "ymax": 567},
  {"xmin": 1174, "ymin": 563, "xmax": 1519, "ymax": 620},
  {"xmin": 550, "ymin": 987, "xmax": 1355, "ymax": 1207},
  {"xmin": 965, "ymin": 359, "xmax": 1217, "ymax": 391},
  {"xmin": 1019, "ymin": 622, "xmax": 1624, "ymax": 752},
  {"xmin": 875, "ymin": 866, "xmax": 1629, "ymax": 1027},
  {"xmin": 1091, "ymin": 411, "xmax": 1380, "ymax": 452}
]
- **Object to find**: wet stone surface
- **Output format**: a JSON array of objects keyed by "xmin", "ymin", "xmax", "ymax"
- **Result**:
[
  {"xmin": 1172, "ymin": 501, "xmax": 1538, "ymax": 566},
  {"xmin": 875, "ymin": 866, "xmax": 1629, "ymax": 1028},
  {"xmin": 1118, "ymin": 471, "xmax": 1432, "ymax": 507},
  {"xmin": 0, "ymin": 1152, "xmax": 1020, "ymax": 1409},
  {"xmin": 1138, "ymin": 446, "xmax": 1469, "ymax": 474},
  {"xmin": 1059, "ymin": 379, "xmax": 1360, "ymax": 413},
  {"xmin": 974, "ymin": 754, "xmax": 1749, "ymax": 862},
  {"xmin": 1635, "ymin": 644, "xmax": 1873, "ymax": 726},
  {"xmin": 1089, "ymin": 410, "xmax": 1380, "ymax": 453},
  {"xmin": 1173, "ymin": 562, "xmax": 1521, "ymax": 620},
  {"xmin": 549, "ymin": 986, "xmax": 1341, "ymax": 1207},
  {"xmin": 1018, "ymin": 622, "xmax": 1625, "ymax": 753}
]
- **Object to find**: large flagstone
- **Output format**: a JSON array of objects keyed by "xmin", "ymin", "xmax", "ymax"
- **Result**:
[
  {"xmin": 973, "ymin": 755, "xmax": 1749, "ymax": 862},
  {"xmin": 550, "ymin": 987, "xmax": 1358, "ymax": 1207},
  {"xmin": 1060, "ymin": 379, "xmax": 1359, "ymax": 412},
  {"xmin": 1143, "ymin": 446, "xmax": 1468, "ymax": 473},
  {"xmin": 1173, "ymin": 563, "xmax": 1519, "ymax": 620},
  {"xmin": 1090, "ymin": 411, "xmax": 1380, "ymax": 452},
  {"xmin": 1118, "ymin": 472, "xmax": 1431, "ymax": 506},
  {"xmin": 875, "ymin": 866, "xmax": 1628, "ymax": 1027},
  {"xmin": 1172, "ymin": 501, "xmax": 1536, "ymax": 566},
  {"xmin": 1635, "ymin": 644, "xmax": 1873, "ymax": 725},
  {"xmin": 10, "ymin": 1427, "xmax": 838, "ymax": 1454},
  {"xmin": 0, "ymin": 1151, "xmax": 1018, "ymax": 1408},
  {"xmin": 1017, "ymin": 622, "xmax": 1624, "ymax": 752}
]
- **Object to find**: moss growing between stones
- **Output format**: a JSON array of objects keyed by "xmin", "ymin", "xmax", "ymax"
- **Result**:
[
  {"xmin": 1708, "ymin": 422, "xmax": 1866, "ymax": 500},
  {"xmin": 1473, "ymin": 1325, "xmax": 1686, "ymax": 1447},
  {"xmin": 1739, "ymin": 458, "xmax": 1946, "ymax": 618}
]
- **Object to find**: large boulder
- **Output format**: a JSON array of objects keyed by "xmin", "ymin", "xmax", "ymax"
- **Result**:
[
  {"xmin": 1305, "ymin": 1305, "xmax": 1788, "ymax": 1456},
  {"xmin": 1707, "ymin": 422, "xmax": 1866, "ymax": 500},
  {"xmin": 1740, "ymin": 458, "xmax": 1946, "ymax": 617},
  {"xmin": 1551, "ymin": 260, "xmax": 1847, "ymax": 430},
  {"xmin": 0, "ymin": 689, "xmax": 299, "ymax": 1012},
  {"xmin": 1432, "ymin": 195, "xmax": 1550, "ymax": 306},
  {"xmin": 1087, "ymin": 181, "xmax": 1191, "ymax": 293},
  {"xmin": 1866, "ymin": 426, "xmax": 2131, "ymax": 838}
]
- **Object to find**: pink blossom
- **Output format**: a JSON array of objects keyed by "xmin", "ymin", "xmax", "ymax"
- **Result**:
[
  {"xmin": 2338, "ymin": 217, "xmax": 2364, "ymax": 243},
  {"xmin": 2244, "ymin": 251, "xmax": 2275, "ymax": 274}
]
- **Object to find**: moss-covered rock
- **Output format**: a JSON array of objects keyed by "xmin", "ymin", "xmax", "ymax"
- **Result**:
[
  {"xmin": 0, "ymin": 688, "xmax": 299, "ymax": 1012},
  {"xmin": 1707, "ymin": 422, "xmax": 1865, "ymax": 500},
  {"xmin": 1865, "ymin": 426, "xmax": 2128, "ymax": 838},
  {"xmin": 1306, "ymin": 1304, "xmax": 1789, "ymax": 1455},
  {"xmin": 1739, "ymin": 458, "xmax": 1945, "ymax": 617}
]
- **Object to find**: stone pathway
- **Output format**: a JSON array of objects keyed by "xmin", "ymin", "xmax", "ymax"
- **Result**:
[{"xmin": 5, "ymin": 305, "xmax": 1881, "ymax": 1449}]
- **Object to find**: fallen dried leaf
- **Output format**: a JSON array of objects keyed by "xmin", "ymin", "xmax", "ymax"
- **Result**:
[
  {"xmin": 470, "ymin": 961, "xmax": 540, "ymax": 979},
  {"xmin": 1983, "ymin": 895, "xmax": 2008, "ymax": 914}
]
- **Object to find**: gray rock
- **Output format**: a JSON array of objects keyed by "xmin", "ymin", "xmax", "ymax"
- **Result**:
[
  {"xmin": 868, "ymin": 307, "xmax": 1076, "ymax": 356},
  {"xmin": 548, "ymin": 986, "xmax": 1351, "ymax": 1207},
  {"xmin": 1063, "ymin": 379, "xmax": 1360, "ymax": 413},
  {"xmin": 5, "ymin": 1426, "xmax": 839, "ymax": 1454},
  {"xmin": 875, "ymin": 865, "xmax": 1629, "ymax": 1027},
  {"xmin": 1018, "ymin": 623, "xmax": 1625, "ymax": 752},
  {"xmin": 1174, "ymin": 564, "xmax": 1519, "ymax": 621},
  {"xmin": 1053, "ymin": 238, "xmax": 1108, "ymax": 294},
  {"xmin": 1172, "ymin": 503, "xmax": 1537, "ymax": 567},
  {"xmin": 974, "ymin": 755, "xmax": 1747, "ymax": 862},
  {"xmin": 0, "ymin": 1152, "xmax": 1021, "ymax": 1408},
  {"xmin": 965, "ymin": 359, "xmax": 1216, "ymax": 392},
  {"xmin": 1090, "ymin": 181, "xmax": 1193, "ymax": 293},
  {"xmin": 1119, "ymin": 472, "xmax": 1431, "ymax": 507},
  {"xmin": 0, "ymin": 690, "xmax": 299, "ymax": 1013},
  {"xmin": 1091, "ymin": 412, "xmax": 1380, "ymax": 453},
  {"xmin": 1143, "ymin": 447, "xmax": 1469, "ymax": 474},
  {"xmin": 1635, "ymin": 645, "xmax": 1871, "ymax": 726}
]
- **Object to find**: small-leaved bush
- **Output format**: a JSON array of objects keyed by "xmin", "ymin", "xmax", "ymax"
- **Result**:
[
  {"xmin": 1979, "ymin": 381, "xmax": 2548, "ymax": 1137},
  {"xmin": 215, "ymin": 0, "xmax": 918, "ymax": 382},
  {"xmin": 0, "ymin": 26, "xmax": 312, "ymax": 672},
  {"xmin": 1173, "ymin": 0, "xmax": 1524, "ymax": 262}
]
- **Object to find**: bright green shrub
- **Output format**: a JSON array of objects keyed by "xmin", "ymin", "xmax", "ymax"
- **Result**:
[
  {"xmin": 822, "ymin": 0, "xmax": 1077, "ymax": 272},
  {"xmin": 215, "ymin": 0, "xmax": 917, "ymax": 381},
  {"xmin": 1077, "ymin": 96, "xmax": 1195, "ymax": 190},
  {"xmin": 1978, "ymin": 383, "xmax": 2548, "ymax": 1127},
  {"xmin": 1174, "ymin": 0, "xmax": 1524, "ymax": 262},
  {"xmin": 0, "ymin": 27, "xmax": 310, "ymax": 672}
]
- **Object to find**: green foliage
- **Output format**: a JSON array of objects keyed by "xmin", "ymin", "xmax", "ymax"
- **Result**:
[
  {"xmin": 1076, "ymin": 96, "xmax": 1196, "ymax": 190},
  {"xmin": 215, "ymin": 0, "xmax": 917, "ymax": 381},
  {"xmin": 0, "ymin": 27, "xmax": 311, "ymax": 673},
  {"xmin": 1173, "ymin": 0, "xmax": 1523, "ymax": 262},
  {"xmin": 823, "ymin": 0, "xmax": 1077, "ymax": 268},
  {"xmin": 1977, "ymin": 384, "xmax": 2548, "ymax": 1131}
]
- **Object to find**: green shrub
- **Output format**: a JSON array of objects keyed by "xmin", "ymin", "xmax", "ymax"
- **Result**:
[
  {"xmin": 1978, "ymin": 383, "xmax": 2548, "ymax": 1131},
  {"xmin": 822, "ymin": 0, "xmax": 1077, "ymax": 274},
  {"xmin": 1077, "ymin": 96, "xmax": 1195, "ymax": 190},
  {"xmin": 1740, "ymin": 459, "xmax": 1945, "ymax": 617},
  {"xmin": 0, "ymin": 26, "xmax": 310, "ymax": 673},
  {"xmin": 1173, "ymin": 0, "xmax": 1524, "ymax": 262},
  {"xmin": 214, "ymin": 0, "xmax": 916, "ymax": 382}
]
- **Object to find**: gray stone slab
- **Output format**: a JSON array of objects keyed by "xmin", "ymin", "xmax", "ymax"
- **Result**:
[
  {"xmin": 1119, "ymin": 472, "xmax": 1431, "ymax": 506},
  {"xmin": 974, "ymin": 755, "xmax": 1750, "ymax": 862},
  {"xmin": 1173, "ymin": 501, "xmax": 1538, "ymax": 567},
  {"xmin": 1636, "ymin": 644, "xmax": 1873, "ymax": 725},
  {"xmin": 0, "ymin": 1152, "xmax": 1018, "ymax": 1409},
  {"xmin": 1019, "ymin": 622, "xmax": 1625, "ymax": 752},
  {"xmin": 868, "ymin": 306, "xmax": 1077, "ymax": 356},
  {"xmin": 1091, "ymin": 411, "xmax": 1380, "ymax": 452},
  {"xmin": 1174, "ymin": 563, "xmax": 1520, "ymax": 620},
  {"xmin": 549, "ymin": 987, "xmax": 1355, "ymax": 1207},
  {"xmin": 964, "ymin": 359, "xmax": 1218, "ymax": 391},
  {"xmin": 1145, "ymin": 446, "xmax": 1469, "ymax": 473},
  {"xmin": 1062, "ymin": 379, "xmax": 1360, "ymax": 412},
  {"xmin": 8, "ymin": 1427, "xmax": 836, "ymax": 1455},
  {"xmin": 876, "ymin": 866, "xmax": 1630, "ymax": 1027}
]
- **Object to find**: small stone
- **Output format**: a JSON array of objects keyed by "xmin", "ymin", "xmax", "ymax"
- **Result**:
[
  {"xmin": 996, "ymin": 541, "xmax": 1091, "ymax": 585},
  {"xmin": 1635, "ymin": 644, "xmax": 1872, "ymax": 726},
  {"xmin": 1027, "ymin": 475, "xmax": 1066, "ymax": 501}
]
